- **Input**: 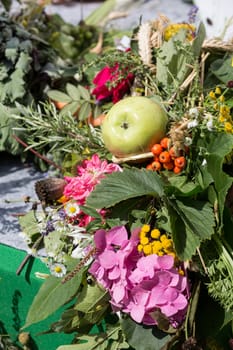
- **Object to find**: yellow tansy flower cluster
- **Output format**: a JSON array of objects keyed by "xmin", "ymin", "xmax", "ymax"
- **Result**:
[
  {"xmin": 164, "ymin": 23, "xmax": 195, "ymax": 41},
  {"xmin": 209, "ymin": 87, "xmax": 233, "ymax": 133},
  {"xmin": 137, "ymin": 224, "xmax": 176, "ymax": 258}
]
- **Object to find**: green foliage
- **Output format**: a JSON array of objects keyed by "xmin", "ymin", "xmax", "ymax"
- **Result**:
[
  {"xmin": 23, "ymin": 266, "xmax": 85, "ymax": 329},
  {"xmin": 47, "ymin": 83, "xmax": 95, "ymax": 121},
  {"xmin": 87, "ymin": 168, "xmax": 165, "ymax": 208},
  {"xmin": 11, "ymin": 101, "xmax": 107, "ymax": 167},
  {"xmin": 121, "ymin": 317, "xmax": 171, "ymax": 350}
]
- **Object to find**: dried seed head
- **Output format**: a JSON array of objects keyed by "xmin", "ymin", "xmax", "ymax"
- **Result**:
[{"xmin": 35, "ymin": 178, "xmax": 67, "ymax": 203}]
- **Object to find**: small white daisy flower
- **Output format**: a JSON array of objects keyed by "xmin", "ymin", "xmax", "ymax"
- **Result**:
[
  {"xmin": 50, "ymin": 263, "xmax": 67, "ymax": 278},
  {"xmin": 64, "ymin": 201, "xmax": 81, "ymax": 218}
]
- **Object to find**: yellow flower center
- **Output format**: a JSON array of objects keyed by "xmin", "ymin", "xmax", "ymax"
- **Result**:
[{"xmin": 54, "ymin": 266, "xmax": 62, "ymax": 273}]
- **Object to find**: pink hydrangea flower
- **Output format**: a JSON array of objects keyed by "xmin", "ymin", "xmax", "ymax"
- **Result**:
[{"xmin": 89, "ymin": 226, "xmax": 189, "ymax": 328}]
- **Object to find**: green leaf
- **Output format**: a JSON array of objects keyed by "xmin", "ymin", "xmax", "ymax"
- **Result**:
[
  {"xmin": 209, "ymin": 56, "xmax": 233, "ymax": 84},
  {"xmin": 156, "ymin": 30, "xmax": 192, "ymax": 88},
  {"xmin": 59, "ymin": 101, "xmax": 80, "ymax": 117},
  {"xmin": 47, "ymin": 90, "xmax": 72, "ymax": 103},
  {"xmin": 191, "ymin": 22, "xmax": 206, "ymax": 57},
  {"xmin": 15, "ymin": 51, "xmax": 32, "ymax": 73},
  {"xmin": 18, "ymin": 211, "xmax": 41, "ymax": 244},
  {"xmin": 170, "ymin": 198, "xmax": 215, "ymax": 260},
  {"xmin": 74, "ymin": 282, "xmax": 110, "ymax": 324},
  {"xmin": 23, "ymin": 267, "xmax": 85, "ymax": 328},
  {"xmin": 121, "ymin": 317, "xmax": 171, "ymax": 350},
  {"xmin": 87, "ymin": 168, "xmax": 165, "ymax": 209},
  {"xmin": 78, "ymin": 85, "xmax": 90, "ymax": 100},
  {"xmin": 79, "ymin": 101, "xmax": 92, "ymax": 120},
  {"xmin": 66, "ymin": 83, "xmax": 81, "ymax": 100},
  {"xmin": 166, "ymin": 175, "xmax": 202, "ymax": 197},
  {"xmin": 205, "ymin": 133, "xmax": 233, "ymax": 225},
  {"xmin": 0, "ymin": 103, "xmax": 23, "ymax": 154},
  {"xmin": 79, "ymin": 205, "xmax": 102, "ymax": 219},
  {"xmin": 44, "ymin": 230, "xmax": 66, "ymax": 257}
]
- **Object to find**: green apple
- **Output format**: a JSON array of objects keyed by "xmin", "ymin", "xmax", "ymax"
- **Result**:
[{"xmin": 101, "ymin": 96, "xmax": 168, "ymax": 157}]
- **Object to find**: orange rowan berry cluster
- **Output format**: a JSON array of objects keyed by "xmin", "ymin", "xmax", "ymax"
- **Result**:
[{"xmin": 146, "ymin": 137, "xmax": 187, "ymax": 174}]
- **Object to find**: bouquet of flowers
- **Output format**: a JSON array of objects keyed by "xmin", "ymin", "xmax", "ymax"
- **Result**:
[{"xmin": 14, "ymin": 9, "xmax": 233, "ymax": 350}]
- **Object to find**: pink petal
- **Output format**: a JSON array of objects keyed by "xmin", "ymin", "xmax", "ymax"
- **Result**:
[
  {"xmin": 112, "ymin": 284, "xmax": 126, "ymax": 303},
  {"xmin": 99, "ymin": 250, "xmax": 117, "ymax": 269},
  {"xmin": 156, "ymin": 255, "xmax": 174, "ymax": 270},
  {"xmin": 108, "ymin": 266, "xmax": 121, "ymax": 280},
  {"xmin": 94, "ymin": 229, "xmax": 107, "ymax": 251},
  {"xmin": 107, "ymin": 226, "xmax": 128, "ymax": 246},
  {"xmin": 130, "ymin": 304, "xmax": 145, "ymax": 323}
]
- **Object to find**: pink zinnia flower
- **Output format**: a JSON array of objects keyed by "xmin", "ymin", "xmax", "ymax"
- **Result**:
[{"xmin": 63, "ymin": 154, "xmax": 121, "ymax": 227}]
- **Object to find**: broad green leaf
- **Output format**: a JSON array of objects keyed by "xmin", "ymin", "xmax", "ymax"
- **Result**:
[
  {"xmin": 23, "ymin": 267, "xmax": 84, "ymax": 328},
  {"xmin": 169, "ymin": 198, "xmax": 215, "ymax": 260},
  {"xmin": 47, "ymin": 90, "xmax": 72, "ymax": 103},
  {"xmin": 78, "ymin": 85, "xmax": 90, "ymax": 100},
  {"xmin": 166, "ymin": 175, "xmax": 202, "ymax": 197},
  {"xmin": 66, "ymin": 83, "xmax": 80, "ymax": 100},
  {"xmin": 79, "ymin": 205, "xmax": 102, "ymax": 219},
  {"xmin": 87, "ymin": 168, "xmax": 164, "ymax": 209},
  {"xmin": 191, "ymin": 22, "xmax": 206, "ymax": 57},
  {"xmin": 75, "ymin": 282, "xmax": 109, "ymax": 324},
  {"xmin": 121, "ymin": 317, "xmax": 171, "ymax": 350},
  {"xmin": 59, "ymin": 101, "xmax": 80, "ymax": 117},
  {"xmin": 206, "ymin": 133, "xmax": 233, "ymax": 226},
  {"xmin": 79, "ymin": 101, "xmax": 92, "ymax": 120},
  {"xmin": 209, "ymin": 57, "xmax": 233, "ymax": 84},
  {"xmin": 156, "ymin": 30, "xmax": 192, "ymax": 88}
]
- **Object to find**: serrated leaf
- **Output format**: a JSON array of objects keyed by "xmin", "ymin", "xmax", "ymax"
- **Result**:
[
  {"xmin": 47, "ymin": 90, "xmax": 72, "ymax": 103},
  {"xmin": 206, "ymin": 133, "xmax": 233, "ymax": 225},
  {"xmin": 86, "ymin": 168, "xmax": 164, "ymax": 209},
  {"xmin": 170, "ymin": 198, "xmax": 215, "ymax": 260},
  {"xmin": 23, "ymin": 268, "xmax": 85, "ymax": 328},
  {"xmin": 15, "ymin": 51, "xmax": 32, "ymax": 73},
  {"xmin": 66, "ymin": 83, "xmax": 81, "ymax": 100}
]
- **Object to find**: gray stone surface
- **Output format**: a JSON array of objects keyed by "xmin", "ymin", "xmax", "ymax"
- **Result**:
[{"xmin": 0, "ymin": 0, "xmax": 193, "ymax": 252}]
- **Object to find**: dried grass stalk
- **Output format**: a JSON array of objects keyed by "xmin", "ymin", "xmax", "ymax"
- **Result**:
[
  {"xmin": 138, "ymin": 22, "xmax": 152, "ymax": 66},
  {"xmin": 202, "ymin": 38, "xmax": 233, "ymax": 52}
]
